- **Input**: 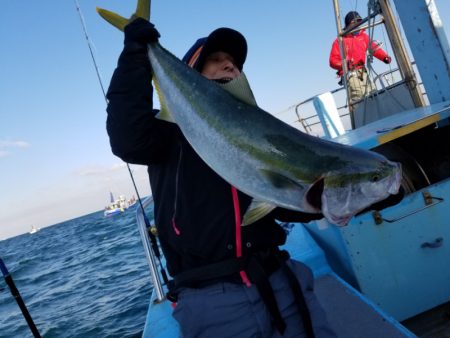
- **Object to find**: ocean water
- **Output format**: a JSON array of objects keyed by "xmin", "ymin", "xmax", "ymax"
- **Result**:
[{"xmin": 0, "ymin": 205, "xmax": 154, "ymax": 338}]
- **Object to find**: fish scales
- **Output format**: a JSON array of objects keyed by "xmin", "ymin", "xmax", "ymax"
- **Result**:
[{"xmin": 148, "ymin": 42, "xmax": 401, "ymax": 226}]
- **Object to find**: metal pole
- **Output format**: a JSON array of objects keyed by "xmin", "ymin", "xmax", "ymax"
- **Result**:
[
  {"xmin": 136, "ymin": 198, "xmax": 165, "ymax": 302},
  {"xmin": 332, "ymin": 0, "xmax": 355, "ymax": 128},
  {"xmin": 378, "ymin": 0, "xmax": 426, "ymax": 107},
  {"xmin": 344, "ymin": 19, "xmax": 385, "ymax": 36}
]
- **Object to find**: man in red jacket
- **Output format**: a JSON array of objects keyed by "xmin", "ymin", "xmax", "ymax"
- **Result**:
[{"xmin": 329, "ymin": 11, "xmax": 392, "ymax": 103}]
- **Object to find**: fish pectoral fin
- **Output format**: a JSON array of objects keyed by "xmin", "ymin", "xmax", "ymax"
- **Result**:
[
  {"xmin": 153, "ymin": 76, "xmax": 175, "ymax": 123},
  {"xmin": 259, "ymin": 169, "xmax": 303, "ymax": 190},
  {"xmin": 242, "ymin": 200, "xmax": 277, "ymax": 226},
  {"xmin": 97, "ymin": 0, "xmax": 150, "ymax": 32},
  {"xmin": 155, "ymin": 109, "xmax": 175, "ymax": 123}
]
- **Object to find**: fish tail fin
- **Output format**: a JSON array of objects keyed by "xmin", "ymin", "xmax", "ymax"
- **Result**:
[
  {"xmin": 96, "ymin": 8, "xmax": 129, "ymax": 31},
  {"xmin": 134, "ymin": 0, "xmax": 150, "ymax": 20},
  {"xmin": 97, "ymin": 0, "xmax": 150, "ymax": 31},
  {"xmin": 153, "ymin": 75, "xmax": 175, "ymax": 123}
]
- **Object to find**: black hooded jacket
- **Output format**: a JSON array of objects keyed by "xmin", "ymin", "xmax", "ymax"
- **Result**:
[{"xmin": 106, "ymin": 41, "xmax": 321, "ymax": 278}]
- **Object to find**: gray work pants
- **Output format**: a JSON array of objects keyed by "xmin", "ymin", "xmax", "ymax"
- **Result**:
[{"xmin": 172, "ymin": 259, "xmax": 336, "ymax": 338}]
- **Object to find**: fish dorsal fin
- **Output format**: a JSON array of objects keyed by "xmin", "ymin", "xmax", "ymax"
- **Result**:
[
  {"xmin": 260, "ymin": 169, "xmax": 304, "ymax": 190},
  {"xmin": 153, "ymin": 75, "xmax": 175, "ymax": 123},
  {"xmin": 242, "ymin": 199, "xmax": 277, "ymax": 226}
]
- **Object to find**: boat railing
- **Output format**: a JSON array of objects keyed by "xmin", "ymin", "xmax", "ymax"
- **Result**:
[
  {"xmin": 136, "ymin": 195, "xmax": 165, "ymax": 302},
  {"xmin": 280, "ymin": 86, "xmax": 351, "ymax": 138},
  {"xmin": 283, "ymin": 65, "xmax": 425, "ymax": 138}
]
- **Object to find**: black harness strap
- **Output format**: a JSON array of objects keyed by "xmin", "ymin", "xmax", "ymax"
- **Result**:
[
  {"xmin": 280, "ymin": 261, "xmax": 315, "ymax": 338},
  {"xmin": 246, "ymin": 254, "xmax": 287, "ymax": 334},
  {"xmin": 173, "ymin": 257, "xmax": 243, "ymax": 287}
]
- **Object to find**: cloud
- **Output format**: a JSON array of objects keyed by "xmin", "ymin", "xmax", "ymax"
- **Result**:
[
  {"xmin": 75, "ymin": 162, "xmax": 145, "ymax": 177},
  {"xmin": 0, "ymin": 140, "xmax": 30, "ymax": 148},
  {"xmin": 0, "ymin": 139, "xmax": 30, "ymax": 157},
  {"xmin": 77, "ymin": 163, "xmax": 126, "ymax": 176}
]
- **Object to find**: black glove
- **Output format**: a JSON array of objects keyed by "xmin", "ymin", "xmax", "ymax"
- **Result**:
[
  {"xmin": 383, "ymin": 56, "xmax": 392, "ymax": 64},
  {"xmin": 124, "ymin": 18, "xmax": 160, "ymax": 45}
]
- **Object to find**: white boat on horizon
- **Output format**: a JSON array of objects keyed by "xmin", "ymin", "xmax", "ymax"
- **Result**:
[{"xmin": 29, "ymin": 226, "xmax": 40, "ymax": 234}]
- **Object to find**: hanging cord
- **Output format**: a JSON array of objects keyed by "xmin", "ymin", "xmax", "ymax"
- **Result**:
[
  {"xmin": 357, "ymin": 0, "xmax": 378, "ymax": 125},
  {"xmin": 364, "ymin": 0, "xmax": 407, "ymax": 120},
  {"xmin": 365, "ymin": 1, "xmax": 378, "ymax": 98},
  {"xmin": 1, "ymin": 257, "xmax": 41, "ymax": 338},
  {"xmin": 380, "ymin": 28, "xmax": 395, "ymax": 85},
  {"xmin": 74, "ymin": 0, "xmax": 169, "ymax": 284}
]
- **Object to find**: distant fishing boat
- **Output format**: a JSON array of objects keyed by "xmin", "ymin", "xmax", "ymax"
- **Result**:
[
  {"xmin": 29, "ymin": 226, "xmax": 40, "ymax": 234},
  {"xmin": 104, "ymin": 192, "xmax": 137, "ymax": 217}
]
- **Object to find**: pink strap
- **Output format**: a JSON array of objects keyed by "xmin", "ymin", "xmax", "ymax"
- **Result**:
[
  {"xmin": 231, "ymin": 186, "xmax": 251, "ymax": 287},
  {"xmin": 172, "ymin": 218, "xmax": 181, "ymax": 236}
]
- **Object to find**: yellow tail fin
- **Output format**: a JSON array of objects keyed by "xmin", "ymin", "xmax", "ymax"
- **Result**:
[{"xmin": 96, "ymin": 0, "xmax": 150, "ymax": 31}]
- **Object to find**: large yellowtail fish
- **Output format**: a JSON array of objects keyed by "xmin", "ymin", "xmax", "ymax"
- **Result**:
[{"xmin": 98, "ymin": 0, "xmax": 402, "ymax": 226}]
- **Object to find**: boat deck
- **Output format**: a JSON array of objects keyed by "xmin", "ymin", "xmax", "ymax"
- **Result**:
[{"xmin": 315, "ymin": 274, "xmax": 413, "ymax": 337}]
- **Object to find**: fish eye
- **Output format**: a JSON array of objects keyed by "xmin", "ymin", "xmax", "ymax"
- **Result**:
[{"xmin": 372, "ymin": 174, "xmax": 380, "ymax": 182}]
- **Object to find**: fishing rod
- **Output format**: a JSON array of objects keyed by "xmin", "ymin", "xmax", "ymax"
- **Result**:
[
  {"xmin": 0, "ymin": 257, "xmax": 41, "ymax": 338},
  {"xmin": 73, "ymin": 0, "xmax": 144, "ymax": 214},
  {"xmin": 74, "ymin": 0, "xmax": 169, "ymax": 285},
  {"xmin": 126, "ymin": 166, "xmax": 169, "ymax": 285}
]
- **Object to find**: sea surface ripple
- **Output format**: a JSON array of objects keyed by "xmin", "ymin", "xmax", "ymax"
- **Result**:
[{"xmin": 0, "ymin": 205, "xmax": 154, "ymax": 338}]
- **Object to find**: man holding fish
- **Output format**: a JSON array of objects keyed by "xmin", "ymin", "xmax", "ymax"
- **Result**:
[
  {"xmin": 106, "ymin": 17, "xmax": 340, "ymax": 337},
  {"xmin": 104, "ymin": 4, "xmax": 401, "ymax": 335}
]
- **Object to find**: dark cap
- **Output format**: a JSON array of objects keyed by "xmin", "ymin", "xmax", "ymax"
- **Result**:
[
  {"xmin": 344, "ymin": 11, "xmax": 362, "ymax": 28},
  {"xmin": 182, "ymin": 27, "xmax": 247, "ymax": 72}
]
